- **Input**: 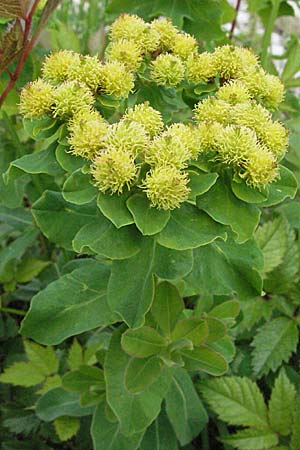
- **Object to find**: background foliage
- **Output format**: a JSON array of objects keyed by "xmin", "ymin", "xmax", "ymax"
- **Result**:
[{"xmin": 0, "ymin": 1, "xmax": 300, "ymax": 449}]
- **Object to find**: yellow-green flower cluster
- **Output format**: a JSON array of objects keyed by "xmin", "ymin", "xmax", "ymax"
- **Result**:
[
  {"xmin": 150, "ymin": 54, "xmax": 185, "ymax": 87},
  {"xmin": 19, "ymin": 79, "xmax": 55, "ymax": 118},
  {"xmin": 122, "ymin": 103, "xmax": 164, "ymax": 137}
]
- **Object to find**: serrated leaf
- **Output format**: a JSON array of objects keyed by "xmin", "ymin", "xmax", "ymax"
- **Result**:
[
  {"xmin": 157, "ymin": 203, "xmax": 227, "ymax": 251},
  {"xmin": 251, "ymin": 317, "xmax": 298, "ymax": 377},
  {"xmin": 200, "ymin": 377, "xmax": 269, "ymax": 429},
  {"xmin": 255, "ymin": 217, "xmax": 287, "ymax": 274},
  {"xmin": 54, "ymin": 416, "xmax": 80, "ymax": 442},
  {"xmin": 24, "ymin": 341, "xmax": 58, "ymax": 376},
  {"xmin": 268, "ymin": 369, "xmax": 296, "ymax": 435},
  {"xmin": 121, "ymin": 326, "xmax": 168, "ymax": 358},
  {"xmin": 67, "ymin": 339, "xmax": 83, "ymax": 370},
  {"xmin": 165, "ymin": 368, "xmax": 208, "ymax": 445},
  {"xmin": 151, "ymin": 281, "xmax": 184, "ymax": 336},
  {"xmin": 0, "ymin": 361, "xmax": 45, "ymax": 387},
  {"xmin": 21, "ymin": 261, "xmax": 117, "ymax": 345},
  {"xmin": 197, "ymin": 178, "xmax": 260, "ymax": 243},
  {"xmin": 221, "ymin": 428, "xmax": 278, "ymax": 450},
  {"xmin": 290, "ymin": 392, "xmax": 300, "ymax": 450}
]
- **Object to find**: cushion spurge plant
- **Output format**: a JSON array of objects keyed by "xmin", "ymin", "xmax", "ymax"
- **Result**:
[{"xmin": 3, "ymin": 11, "xmax": 297, "ymax": 450}]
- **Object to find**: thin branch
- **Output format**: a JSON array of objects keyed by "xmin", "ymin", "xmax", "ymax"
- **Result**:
[{"xmin": 229, "ymin": 0, "xmax": 242, "ymax": 40}]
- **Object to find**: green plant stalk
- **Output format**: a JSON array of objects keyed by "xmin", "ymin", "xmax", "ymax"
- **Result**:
[
  {"xmin": 0, "ymin": 306, "xmax": 26, "ymax": 316},
  {"xmin": 201, "ymin": 426, "xmax": 210, "ymax": 450},
  {"xmin": 261, "ymin": 0, "xmax": 281, "ymax": 68}
]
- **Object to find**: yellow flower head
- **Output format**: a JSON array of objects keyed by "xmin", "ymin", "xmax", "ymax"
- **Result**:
[
  {"xmin": 19, "ymin": 79, "xmax": 54, "ymax": 118},
  {"xmin": 216, "ymin": 80, "xmax": 251, "ymax": 104},
  {"xmin": 110, "ymin": 14, "xmax": 159, "ymax": 52},
  {"xmin": 198, "ymin": 121, "xmax": 224, "ymax": 151},
  {"xmin": 122, "ymin": 102, "xmax": 164, "ymax": 137},
  {"xmin": 186, "ymin": 52, "xmax": 217, "ymax": 84},
  {"xmin": 104, "ymin": 121, "xmax": 149, "ymax": 156},
  {"xmin": 235, "ymin": 47, "xmax": 259, "ymax": 70},
  {"xmin": 150, "ymin": 18, "xmax": 178, "ymax": 49},
  {"xmin": 99, "ymin": 61, "xmax": 135, "ymax": 98},
  {"xmin": 194, "ymin": 97, "xmax": 231, "ymax": 125},
  {"xmin": 242, "ymin": 145, "xmax": 278, "ymax": 188},
  {"xmin": 213, "ymin": 45, "xmax": 244, "ymax": 79},
  {"xmin": 53, "ymin": 82, "xmax": 94, "ymax": 118},
  {"xmin": 170, "ymin": 33, "xmax": 198, "ymax": 60},
  {"xmin": 105, "ymin": 39, "xmax": 143, "ymax": 71},
  {"xmin": 163, "ymin": 123, "xmax": 202, "ymax": 159},
  {"xmin": 67, "ymin": 109, "xmax": 108, "ymax": 159},
  {"xmin": 239, "ymin": 68, "xmax": 284, "ymax": 109},
  {"xmin": 42, "ymin": 50, "xmax": 81, "ymax": 83},
  {"xmin": 232, "ymin": 101, "xmax": 271, "ymax": 132},
  {"xmin": 256, "ymin": 120, "xmax": 288, "ymax": 159},
  {"xmin": 145, "ymin": 134, "xmax": 191, "ymax": 168},
  {"xmin": 91, "ymin": 148, "xmax": 137, "ymax": 193},
  {"xmin": 150, "ymin": 54, "xmax": 185, "ymax": 87},
  {"xmin": 68, "ymin": 55, "xmax": 102, "ymax": 91},
  {"xmin": 142, "ymin": 166, "xmax": 190, "ymax": 210},
  {"xmin": 214, "ymin": 125, "xmax": 259, "ymax": 165}
]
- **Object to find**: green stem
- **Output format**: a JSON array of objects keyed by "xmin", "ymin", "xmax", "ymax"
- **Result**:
[
  {"xmin": 0, "ymin": 307, "xmax": 26, "ymax": 316},
  {"xmin": 201, "ymin": 426, "xmax": 210, "ymax": 450},
  {"xmin": 261, "ymin": 0, "xmax": 281, "ymax": 68}
]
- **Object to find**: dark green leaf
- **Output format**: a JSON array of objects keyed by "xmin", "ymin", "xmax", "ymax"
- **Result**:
[
  {"xmin": 127, "ymin": 193, "xmax": 170, "ymax": 235},
  {"xmin": 62, "ymin": 169, "xmax": 97, "ymax": 205},
  {"xmin": 125, "ymin": 356, "xmax": 163, "ymax": 393},
  {"xmin": 151, "ymin": 281, "xmax": 184, "ymax": 336},
  {"xmin": 97, "ymin": 191, "xmax": 134, "ymax": 228},
  {"xmin": 121, "ymin": 326, "xmax": 168, "ymax": 358}
]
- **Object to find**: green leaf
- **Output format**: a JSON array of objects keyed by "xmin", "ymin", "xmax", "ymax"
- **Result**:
[
  {"xmin": 282, "ymin": 37, "xmax": 300, "ymax": 82},
  {"xmin": 107, "ymin": 238, "xmax": 155, "ymax": 328},
  {"xmin": 290, "ymin": 392, "xmax": 300, "ymax": 450},
  {"xmin": 151, "ymin": 281, "xmax": 184, "ymax": 336},
  {"xmin": 197, "ymin": 178, "xmax": 260, "ymax": 243},
  {"xmin": 171, "ymin": 319, "xmax": 208, "ymax": 346},
  {"xmin": 268, "ymin": 369, "xmax": 296, "ymax": 435},
  {"xmin": 165, "ymin": 368, "xmax": 208, "ymax": 445},
  {"xmin": 4, "ymin": 145, "xmax": 64, "ymax": 183},
  {"xmin": 62, "ymin": 169, "xmax": 97, "ymax": 205},
  {"xmin": 182, "ymin": 346, "xmax": 228, "ymax": 375},
  {"xmin": 36, "ymin": 387, "xmax": 94, "ymax": 421},
  {"xmin": 157, "ymin": 203, "xmax": 227, "ymax": 250},
  {"xmin": 21, "ymin": 261, "xmax": 117, "ymax": 345},
  {"xmin": 188, "ymin": 170, "xmax": 219, "ymax": 201},
  {"xmin": 184, "ymin": 235, "xmax": 263, "ymax": 300},
  {"xmin": 32, "ymin": 191, "xmax": 97, "ymax": 251},
  {"xmin": 205, "ymin": 317, "xmax": 226, "ymax": 343},
  {"xmin": 55, "ymin": 144, "xmax": 83, "ymax": 172},
  {"xmin": 97, "ymin": 191, "xmax": 134, "ymax": 228},
  {"xmin": 91, "ymin": 403, "xmax": 143, "ymax": 450},
  {"xmin": 231, "ymin": 180, "xmax": 269, "ymax": 204},
  {"xmin": 140, "ymin": 408, "xmax": 179, "ymax": 450},
  {"xmin": 54, "ymin": 416, "xmax": 80, "ymax": 442},
  {"xmin": 208, "ymin": 300, "xmax": 240, "ymax": 320},
  {"xmin": 0, "ymin": 361, "xmax": 45, "ymax": 387},
  {"xmin": 251, "ymin": 317, "xmax": 299, "ymax": 377},
  {"xmin": 72, "ymin": 219, "xmax": 141, "ymax": 259},
  {"xmin": 221, "ymin": 428, "xmax": 278, "ymax": 450},
  {"xmin": 15, "ymin": 258, "xmax": 50, "ymax": 283},
  {"xmin": 208, "ymin": 336, "xmax": 236, "ymax": 364},
  {"xmin": 127, "ymin": 193, "xmax": 170, "ymax": 235},
  {"xmin": 24, "ymin": 341, "xmax": 58, "ymax": 376},
  {"xmin": 200, "ymin": 376, "xmax": 269, "ymax": 428},
  {"xmin": 260, "ymin": 166, "xmax": 298, "ymax": 207},
  {"xmin": 125, "ymin": 356, "xmax": 163, "ymax": 393},
  {"xmin": 121, "ymin": 326, "xmax": 168, "ymax": 358},
  {"xmin": 255, "ymin": 217, "xmax": 287, "ymax": 274},
  {"xmin": 62, "ymin": 366, "xmax": 105, "ymax": 394},
  {"xmin": 67, "ymin": 339, "xmax": 83, "ymax": 370},
  {"xmin": 0, "ymin": 227, "xmax": 38, "ymax": 283},
  {"xmin": 105, "ymin": 329, "xmax": 173, "ymax": 435},
  {"xmin": 153, "ymin": 245, "xmax": 193, "ymax": 280}
]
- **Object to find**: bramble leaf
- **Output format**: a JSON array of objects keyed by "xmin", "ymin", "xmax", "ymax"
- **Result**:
[
  {"xmin": 268, "ymin": 369, "xmax": 296, "ymax": 435},
  {"xmin": 54, "ymin": 416, "xmax": 80, "ymax": 442}
]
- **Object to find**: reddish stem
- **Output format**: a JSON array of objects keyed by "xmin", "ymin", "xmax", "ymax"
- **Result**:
[
  {"xmin": 0, "ymin": 0, "xmax": 40, "ymax": 107},
  {"xmin": 229, "ymin": 0, "xmax": 242, "ymax": 40}
]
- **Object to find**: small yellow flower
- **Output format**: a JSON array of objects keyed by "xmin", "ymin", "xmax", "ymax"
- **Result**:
[
  {"xmin": 99, "ymin": 61, "xmax": 135, "ymax": 98},
  {"xmin": 91, "ymin": 148, "xmax": 137, "ymax": 194},
  {"xmin": 194, "ymin": 97, "xmax": 231, "ymax": 125},
  {"xmin": 213, "ymin": 45, "xmax": 244, "ymax": 79},
  {"xmin": 186, "ymin": 52, "xmax": 217, "ymax": 84},
  {"xmin": 53, "ymin": 82, "xmax": 94, "ymax": 118},
  {"xmin": 68, "ymin": 55, "xmax": 102, "ymax": 91},
  {"xmin": 142, "ymin": 166, "xmax": 190, "ymax": 210},
  {"xmin": 216, "ymin": 80, "xmax": 251, "ymax": 105},
  {"xmin": 150, "ymin": 54, "xmax": 185, "ymax": 87},
  {"xmin": 163, "ymin": 123, "xmax": 202, "ymax": 159},
  {"xmin": 145, "ymin": 134, "xmax": 191, "ymax": 168},
  {"xmin": 239, "ymin": 68, "xmax": 284, "ymax": 109},
  {"xmin": 198, "ymin": 121, "xmax": 224, "ymax": 151},
  {"xmin": 256, "ymin": 121, "xmax": 288, "ymax": 159},
  {"xmin": 67, "ymin": 110, "xmax": 108, "ymax": 159},
  {"xmin": 104, "ymin": 121, "xmax": 149, "ymax": 156},
  {"xmin": 150, "ymin": 18, "xmax": 179, "ymax": 49},
  {"xmin": 122, "ymin": 102, "xmax": 164, "ymax": 137},
  {"xmin": 19, "ymin": 79, "xmax": 54, "ymax": 118},
  {"xmin": 242, "ymin": 146, "xmax": 278, "ymax": 188},
  {"xmin": 170, "ymin": 33, "xmax": 198, "ymax": 60},
  {"xmin": 42, "ymin": 50, "xmax": 81, "ymax": 83},
  {"xmin": 105, "ymin": 39, "xmax": 143, "ymax": 71}
]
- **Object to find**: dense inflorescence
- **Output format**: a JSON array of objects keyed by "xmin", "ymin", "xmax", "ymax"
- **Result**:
[{"xmin": 19, "ymin": 14, "xmax": 288, "ymax": 210}]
